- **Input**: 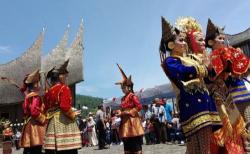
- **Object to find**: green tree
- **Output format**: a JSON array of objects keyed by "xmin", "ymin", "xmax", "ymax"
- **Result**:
[{"xmin": 75, "ymin": 94, "xmax": 103, "ymax": 118}]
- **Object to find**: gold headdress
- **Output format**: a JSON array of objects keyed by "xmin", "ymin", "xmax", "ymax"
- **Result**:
[
  {"xmin": 175, "ymin": 17, "xmax": 202, "ymax": 54},
  {"xmin": 175, "ymin": 16, "xmax": 202, "ymax": 33}
]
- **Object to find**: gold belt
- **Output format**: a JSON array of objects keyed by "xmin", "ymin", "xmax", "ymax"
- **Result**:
[
  {"xmin": 24, "ymin": 116, "xmax": 31, "ymax": 125},
  {"xmin": 45, "ymin": 107, "xmax": 60, "ymax": 119}
]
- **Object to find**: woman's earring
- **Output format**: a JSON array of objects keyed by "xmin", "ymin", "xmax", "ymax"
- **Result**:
[{"xmin": 168, "ymin": 42, "xmax": 175, "ymax": 50}]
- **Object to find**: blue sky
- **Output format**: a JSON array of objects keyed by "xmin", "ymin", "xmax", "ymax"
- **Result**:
[{"xmin": 1, "ymin": 0, "xmax": 250, "ymax": 98}]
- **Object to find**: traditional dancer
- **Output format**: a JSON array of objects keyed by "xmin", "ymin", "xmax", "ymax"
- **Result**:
[
  {"xmin": 19, "ymin": 69, "xmax": 47, "ymax": 154},
  {"xmin": 43, "ymin": 59, "xmax": 82, "ymax": 154},
  {"xmin": 2, "ymin": 120, "xmax": 13, "ymax": 154},
  {"xmin": 115, "ymin": 64, "xmax": 144, "ymax": 154},
  {"xmin": 159, "ymin": 17, "xmax": 221, "ymax": 154},
  {"xmin": 205, "ymin": 18, "xmax": 250, "ymax": 154}
]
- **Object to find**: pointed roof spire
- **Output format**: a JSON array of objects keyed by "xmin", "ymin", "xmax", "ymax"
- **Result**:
[
  {"xmin": 71, "ymin": 19, "xmax": 84, "ymax": 49},
  {"xmin": 29, "ymin": 27, "xmax": 45, "ymax": 51}
]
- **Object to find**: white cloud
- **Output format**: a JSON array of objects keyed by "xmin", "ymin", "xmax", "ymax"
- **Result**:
[
  {"xmin": 0, "ymin": 45, "xmax": 11, "ymax": 54},
  {"xmin": 76, "ymin": 83, "xmax": 98, "ymax": 95}
]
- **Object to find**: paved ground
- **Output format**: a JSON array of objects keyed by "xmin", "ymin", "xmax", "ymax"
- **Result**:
[{"xmin": 2, "ymin": 143, "xmax": 186, "ymax": 154}]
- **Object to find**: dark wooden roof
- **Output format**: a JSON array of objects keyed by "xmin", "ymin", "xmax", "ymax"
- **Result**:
[{"xmin": 227, "ymin": 27, "xmax": 250, "ymax": 46}]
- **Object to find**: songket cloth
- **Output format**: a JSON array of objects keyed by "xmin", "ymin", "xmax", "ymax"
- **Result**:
[
  {"xmin": 228, "ymin": 77, "xmax": 250, "ymax": 153},
  {"xmin": 43, "ymin": 111, "xmax": 82, "ymax": 151},
  {"xmin": 186, "ymin": 126, "xmax": 212, "ymax": 154}
]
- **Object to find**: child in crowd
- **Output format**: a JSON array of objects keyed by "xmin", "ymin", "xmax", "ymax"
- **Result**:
[{"xmin": 171, "ymin": 114, "xmax": 185, "ymax": 145}]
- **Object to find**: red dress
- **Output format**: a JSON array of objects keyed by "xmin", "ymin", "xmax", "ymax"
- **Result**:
[
  {"xmin": 43, "ymin": 83, "xmax": 82, "ymax": 151},
  {"xmin": 119, "ymin": 92, "xmax": 144, "ymax": 138},
  {"xmin": 19, "ymin": 92, "xmax": 46, "ymax": 148}
]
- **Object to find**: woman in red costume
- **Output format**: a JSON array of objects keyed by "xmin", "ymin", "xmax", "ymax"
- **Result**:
[
  {"xmin": 205, "ymin": 18, "xmax": 250, "ymax": 154},
  {"xmin": 43, "ymin": 59, "xmax": 82, "ymax": 154},
  {"xmin": 115, "ymin": 64, "xmax": 144, "ymax": 154},
  {"xmin": 19, "ymin": 69, "xmax": 47, "ymax": 154}
]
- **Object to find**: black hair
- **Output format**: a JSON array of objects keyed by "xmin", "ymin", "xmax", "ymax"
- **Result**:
[
  {"xmin": 160, "ymin": 28, "xmax": 183, "ymax": 53},
  {"xmin": 205, "ymin": 32, "xmax": 220, "ymax": 48},
  {"xmin": 98, "ymin": 105, "xmax": 103, "ymax": 109},
  {"xmin": 26, "ymin": 83, "xmax": 35, "ymax": 92},
  {"xmin": 48, "ymin": 72, "xmax": 60, "ymax": 85}
]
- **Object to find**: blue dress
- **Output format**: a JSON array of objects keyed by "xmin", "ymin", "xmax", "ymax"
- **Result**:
[{"xmin": 163, "ymin": 56, "xmax": 221, "ymax": 137}]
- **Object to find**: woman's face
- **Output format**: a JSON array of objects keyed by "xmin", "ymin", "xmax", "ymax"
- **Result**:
[
  {"xmin": 213, "ymin": 34, "xmax": 225, "ymax": 49},
  {"xmin": 121, "ymin": 85, "xmax": 130, "ymax": 94},
  {"xmin": 194, "ymin": 32, "xmax": 206, "ymax": 52},
  {"xmin": 33, "ymin": 81, "xmax": 41, "ymax": 91},
  {"xmin": 173, "ymin": 33, "xmax": 187, "ymax": 55},
  {"xmin": 59, "ymin": 73, "xmax": 68, "ymax": 84}
]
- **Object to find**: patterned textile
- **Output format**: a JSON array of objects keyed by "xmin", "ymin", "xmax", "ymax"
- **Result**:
[
  {"xmin": 20, "ymin": 119, "xmax": 47, "ymax": 147},
  {"xmin": 2, "ymin": 141, "xmax": 12, "ymax": 154},
  {"xmin": 227, "ymin": 78, "xmax": 250, "ymax": 104},
  {"xmin": 210, "ymin": 47, "xmax": 249, "ymax": 76},
  {"xmin": 227, "ymin": 77, "xmax": 250, "ymax": 153},
  {"xmin": 163, "ymin": 57, "xmax": 222, "ymax": 137},
  {"xmin": 44, "ymin": 111, "xmax": 82, "ymax": 151},
  {"xmin": 211, "ymin": 115, "xmax": 245, "ymax": 154},
  {"xmin": 186, "ymin": 126, "xmax": 212, "ymax": 154},
  {"xmin": 236, "ymin": 103, "xmax": 250, "ymax": 153}
]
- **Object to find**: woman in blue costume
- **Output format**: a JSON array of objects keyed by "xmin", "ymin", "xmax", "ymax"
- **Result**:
[{"xmin": 159, "ymin": 17, "xmax": 221, "ymax": 154}]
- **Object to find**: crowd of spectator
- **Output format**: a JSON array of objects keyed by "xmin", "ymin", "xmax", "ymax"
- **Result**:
[
  {"xmin": 76, "ymin": 97, "xmax": 185, "ymax": 150},
  {"xmin": 1, "ymin": 97, "xmax": 185, "ymax": 152}
]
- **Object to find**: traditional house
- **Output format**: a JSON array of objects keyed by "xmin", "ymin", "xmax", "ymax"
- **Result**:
[
  {"xmin": 227, "ymin": 27, "xmax": 250, "ymax": 57},
  {"xmin": 0, "ymin": 21, "xmax": 84, "ymax": 123}
]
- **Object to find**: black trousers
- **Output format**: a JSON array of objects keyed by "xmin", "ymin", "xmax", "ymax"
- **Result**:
[
  {"xmin": 23, "ymin": 146, "xmax": 42, "ymax": 154},
  {"xmin": 96, "ymin": 120, "xmax": 106, "ymax": 149},
  {"xmin": 153, "ymin": 120, "xmax": 167, "ymax": 143},
  {"xmin": 111, "ymin": 129, "xmax": 121, "ymax": 144},
  {"xmin": 123, "ymin": 136, "xmax": 142, "ymax": 152},
  {"xmin": 45, "ymin": 149, "xmax": 78, "ymax": 154}
]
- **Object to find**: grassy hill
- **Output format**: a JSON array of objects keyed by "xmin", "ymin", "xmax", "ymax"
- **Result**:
[{"xmin": 75, "ymin": 94, "xmax": 103, "ymax": 118}]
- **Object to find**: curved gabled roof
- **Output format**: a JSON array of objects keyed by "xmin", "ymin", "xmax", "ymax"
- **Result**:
[
  {"xmin": 42, "ymin": 22, "xmax": 84, "ymax": 86},
  {"xmin": 0, "ymin": 30, "xmax": 44, "ymax": 104},
  {"xmin": 41, "ymin": 26, "xmax": 69, "ymax": 75},
  {"xmin": 1, "ymin": 21, "xmax": 84, "ymax": 105},
  {"xmin": 66, "ymin": 20, "xmax": 84, "ymax": 85},
  {"xmin": 227, "ymin": 27, "xmax": 250, "ymax": 46}
]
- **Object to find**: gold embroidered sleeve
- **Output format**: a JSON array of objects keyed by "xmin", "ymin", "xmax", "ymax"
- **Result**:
[{"xmin": 196, "ymin": 65, "xmax": 208, "ymax": 78}]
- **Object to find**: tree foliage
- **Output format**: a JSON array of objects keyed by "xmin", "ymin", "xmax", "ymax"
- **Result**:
[{"xmin": 75, "ymin": 94, "xmax": 103, "ymax": 118}]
